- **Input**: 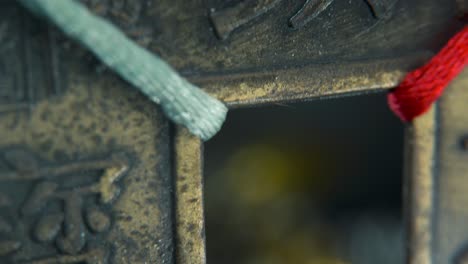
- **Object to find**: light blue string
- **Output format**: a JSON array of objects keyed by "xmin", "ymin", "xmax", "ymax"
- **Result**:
[{"xmin": 19, "ymin": 0, "xmax": 227, "ymax": 141}]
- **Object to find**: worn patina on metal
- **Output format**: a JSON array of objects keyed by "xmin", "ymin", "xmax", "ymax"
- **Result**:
[{"xmin": 0, "ymin": 0, "xmax": 466, "ymax": 263}]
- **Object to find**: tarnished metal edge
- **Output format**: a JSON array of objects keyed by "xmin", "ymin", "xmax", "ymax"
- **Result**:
[
  {"xmin": 175, "ymin": 56, "xmax": 433, "ymax": 264},
  {"xmin": 188, "ymin": 54, "xmax": 430, "ymax": 107},
  {"xmin": 405, "ymin": 106, "xmax": 436, "ymax": 264},
  {"xmin": 174, "ymin": 127, "xmax": 206, "ymax": 264}
]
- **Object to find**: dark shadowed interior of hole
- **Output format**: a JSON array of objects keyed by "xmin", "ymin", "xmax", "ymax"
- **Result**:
[{"xmin": 204, "ymin": 92, "xmax": 404, "ymax": 264}]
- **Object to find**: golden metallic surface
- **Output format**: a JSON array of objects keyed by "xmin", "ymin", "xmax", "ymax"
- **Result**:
[
  {"xmin": 405, "ymin": 106, "xmax": 436, "ymax": 264},
  {"xmin": 433, "ymin": 69, "xmax": 468, "ymax": 264},
  {"xmin": 0, "ymin": 72, "xmax": 174, "ymax": 262},
  {"xmin": 404, "ymin": 69, "xmax": 468, "ymax": 264},
  {"xmin": 176, "ymin": 57, "xmax": 436, "ymax": 263},
  {"xmin": 1, "ymin": 0, "xmax": 465, "ymax": 263},
  {"xmin": 193, "ymin": 55, "xmax": 428, "ymax": 106},
  {"xmin": 174, "ymin": 127, "xmax": 206, "ymax": 264}
]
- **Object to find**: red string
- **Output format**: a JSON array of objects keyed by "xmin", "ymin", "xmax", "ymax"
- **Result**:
[{"xmin": 388, "ymin": 25, "xmax": 468, "ymax": 122}]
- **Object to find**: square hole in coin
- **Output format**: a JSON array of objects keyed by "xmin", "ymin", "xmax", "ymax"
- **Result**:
[{"xmin": 204, "ymin": 92, "xmax": 405, "ymax": 264}]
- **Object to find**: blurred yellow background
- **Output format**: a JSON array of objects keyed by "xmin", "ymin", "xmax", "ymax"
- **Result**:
[{"xmin": 204, "ymin": 93, "xmax": 404, "ymax": 264}]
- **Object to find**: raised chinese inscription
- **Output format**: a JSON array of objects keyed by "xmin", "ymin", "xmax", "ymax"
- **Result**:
[
  {"xmin": 0, "ymin": 148, "xmax": 131, "ymax": 263},
  {"xmin": 210, "ymin": 0, "xmax": 398, "ymax": 38}
]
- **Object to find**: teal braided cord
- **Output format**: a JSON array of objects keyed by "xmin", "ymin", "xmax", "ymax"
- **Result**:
[{"xmin": 19, "ymin": 0, "xmax": 227, "ymax": 141}]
